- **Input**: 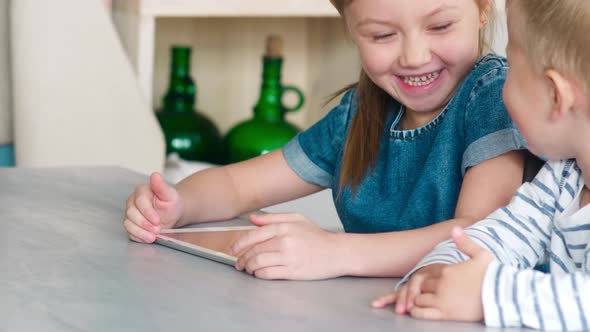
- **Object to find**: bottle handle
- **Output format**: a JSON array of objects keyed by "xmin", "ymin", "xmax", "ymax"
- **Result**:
[{"xmin": 281, "ymin": 86, "xmax": 305, "ymax": 113}]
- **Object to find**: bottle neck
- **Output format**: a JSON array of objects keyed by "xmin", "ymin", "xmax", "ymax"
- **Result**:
[
  {"xmin": 163, "ymin": 49, "xmax": 195, "ymax": 113},
  {"xmin": 254, "ymin": 56, "xmax": 284, "ymax": 122},
  {"xmin": 171, "ymin": 62, "xmax": 190, "ymax": 78}
]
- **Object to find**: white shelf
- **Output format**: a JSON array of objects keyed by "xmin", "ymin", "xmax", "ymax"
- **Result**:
[
  {"xmin": 139, "ymin": 0, "xmax": 339, "ymax": 17},
  {"xmin": 112, "ymin": 0, "xmax": 507, "ymax": 134},
  {"xmin": 112, "ymin": 0, "xmax": 356, "ymax": 132}
]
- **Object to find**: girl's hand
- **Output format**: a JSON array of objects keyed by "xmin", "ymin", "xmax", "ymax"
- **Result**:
[
  {"xmin": 371, "ymin": 263, "xmax": 447, "ymax": 314},
  {"xmin": 123, "ymin": 172, "xmax": 183, "ymax": 243},
  {"xmin": 231, "ymin": 213, "xmax": 341, "ymax": 280}
]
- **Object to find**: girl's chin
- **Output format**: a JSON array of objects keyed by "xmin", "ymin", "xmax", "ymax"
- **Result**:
[{"xmin": 398, "ymin": 98, "xmax": 447, "ymax": 113}]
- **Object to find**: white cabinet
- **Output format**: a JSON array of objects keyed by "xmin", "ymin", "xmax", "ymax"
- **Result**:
[{"xmin": 112, "ymin": 0, "xmax": 360, "ymax": 133}]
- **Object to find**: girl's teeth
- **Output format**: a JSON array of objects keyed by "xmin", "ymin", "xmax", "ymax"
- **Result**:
[{"xmin": 402, "ymin": 71, "xmax": 440, "ymax": 86}]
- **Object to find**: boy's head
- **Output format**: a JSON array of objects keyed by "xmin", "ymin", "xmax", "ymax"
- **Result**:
[{"xmin": 503, "ymin": 0, "xmax": 590, "ymax": 160}]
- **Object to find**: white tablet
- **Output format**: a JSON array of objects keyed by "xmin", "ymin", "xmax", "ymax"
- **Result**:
[{"xmin": 155, "ymin": 226, "xmax": 257, "ymax": 265}]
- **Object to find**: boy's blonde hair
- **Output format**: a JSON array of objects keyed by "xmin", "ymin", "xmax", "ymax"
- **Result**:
[
  {"xmin": 510, "ymin": 0, "xmax": 590, "ymax": 90},
  {"xmin": 329, "ymin": 0, "xmax": 497, "ymax": 192}
]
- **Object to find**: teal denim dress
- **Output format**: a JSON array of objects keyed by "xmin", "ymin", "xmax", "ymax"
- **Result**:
[{"xmin": 283, "ymin": 54, "xmax": 527, "ymax": 233}]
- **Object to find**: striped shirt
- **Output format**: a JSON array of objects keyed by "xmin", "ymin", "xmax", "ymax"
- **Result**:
[{"xmin": 399, "ymin": 159, "xmax": 590, "ymax": 330}]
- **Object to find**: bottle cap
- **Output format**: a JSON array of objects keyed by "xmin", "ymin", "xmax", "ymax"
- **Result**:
[{"xmin": 265, "ymin": 35, "xmax": 283, "ymax": 57}]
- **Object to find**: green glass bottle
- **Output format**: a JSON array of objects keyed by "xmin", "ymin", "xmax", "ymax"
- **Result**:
[
  {"xmin": 224, "ymin": 36, "xmax": 305, "ymax": 163},
  {"xmin": 156, "ymin": 46, "xmax": 224, "ymax": 164}
]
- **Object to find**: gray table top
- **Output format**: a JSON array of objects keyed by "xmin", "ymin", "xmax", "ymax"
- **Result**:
[{"xmin": 0, "ymin": 166, "xmax": 516, "ymax": 331}]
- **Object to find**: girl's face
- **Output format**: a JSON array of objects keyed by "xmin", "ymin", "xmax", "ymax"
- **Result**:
[{"xmin": 345, "ymin": 0, "xmax": 484, "ymax": 115}]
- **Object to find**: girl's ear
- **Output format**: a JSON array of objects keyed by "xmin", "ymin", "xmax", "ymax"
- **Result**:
[
  {"xmin": 545, "ymin": 69, "xmax": 575, "ymax": 122},
  {"xmin": 479, "ymin": 0, "xmax": 492, "ymax": 28}
]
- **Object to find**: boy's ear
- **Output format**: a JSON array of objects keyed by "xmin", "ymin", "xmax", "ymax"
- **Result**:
[{"xmin": 545, "ymin": 69, "xmax": 575, "ymax": 121}]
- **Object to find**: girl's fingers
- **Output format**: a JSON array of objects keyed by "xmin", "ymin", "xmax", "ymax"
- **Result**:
[
  {"xmin": 252, "ymin": 266, "xmax": 290, "ymax": 280},
  {"xmin": 248, "ymin": 213, "xmax": 305, "ymax": 226},
  {"xmin": 134, "ymin": 188, "xmax": 160, "ymax": 226},
  {"xmin": 128, "ymin": 233, "xmax": 145, "ymax": 243},
  {"xmin": 149, "ymin": 172, "xmax": 177, "ymax": 203},
  {"xmin": 243, "ymin": 252, "xmax": 284, "ymax": 275},
  {"xmin": 235, "ymin": 239, "xmax": 280, "ymax": 270},
  {"xmin": 231, "ymin": 225, "xmax": 282, "ymax": 256},
  {"xmin": 124, "ymin": 219, "xmax": 156, "ymax": 243},
  {"xmin": 125, "ymin": 205, "xmax": 160, "ymax": 233}
]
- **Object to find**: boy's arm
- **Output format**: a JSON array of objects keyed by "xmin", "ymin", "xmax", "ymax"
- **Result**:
[
  {"xmin": 483, "ymin": 259, "xmax": 590, "ymax": 330},
  {"xmin": 398, "ymin": 161, "xmax": 564, "ymax": 287}
]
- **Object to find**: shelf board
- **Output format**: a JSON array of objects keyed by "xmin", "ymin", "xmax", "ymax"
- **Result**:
[{"xmin": 140, "ymin": 0, "xmax": 340, "ymax": 17}]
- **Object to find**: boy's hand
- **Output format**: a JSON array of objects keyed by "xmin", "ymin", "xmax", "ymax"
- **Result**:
[
  {"xmin": 371, "ymin": 263, "xmax": 447, "ymax": 314},
  {"xmin": 230, "ymin": 213, "xmax": 340, "ymax": 280},
  {"xmin": 410, "ymin": 227, "xmax": 493, "ymax": 322},
  {"xmin": 123, "ymin": 172, "xmax": 183, "ymax": 243}
]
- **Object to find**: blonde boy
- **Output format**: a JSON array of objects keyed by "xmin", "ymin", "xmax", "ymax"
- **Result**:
[{"xmin": 372, "ymin": 0, "xmax": 590, "ymax": 329}]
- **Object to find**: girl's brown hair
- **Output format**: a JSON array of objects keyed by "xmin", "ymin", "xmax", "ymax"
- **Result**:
[{"xmin": 330, "ymin": 0, "xmax": 496, "ymax": 193}]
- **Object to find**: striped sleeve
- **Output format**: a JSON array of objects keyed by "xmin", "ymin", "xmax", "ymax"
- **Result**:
[
  {"xmin": 397, "ymin": 160, "xmax": 564, "ymax": 288},
  {"xmin": 483, "ymin": 260, "xmax": 590, "ymax": 330}
]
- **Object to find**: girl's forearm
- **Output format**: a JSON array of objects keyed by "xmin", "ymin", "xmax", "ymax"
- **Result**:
[
  {"xmin": 331, "ymin": 217, "xmax": 476, "ymax": 277},
  {"xmin": 174, "ymin": 166, "xmax": 244, "ymax": 226}
]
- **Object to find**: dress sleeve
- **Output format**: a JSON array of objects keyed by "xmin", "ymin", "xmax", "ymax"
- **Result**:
[
  {"xmin": 282, "ymin": 89, "xmax": 355, "ymax": 188},
  {"xmin": 461, "ymin": 65, "xmax": 527, "ymax": 175}
]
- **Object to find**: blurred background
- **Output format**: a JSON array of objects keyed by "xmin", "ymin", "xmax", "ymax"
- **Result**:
[{"xmin": 0, "ymin": 0, "xmax": 507, "ymax": 182}]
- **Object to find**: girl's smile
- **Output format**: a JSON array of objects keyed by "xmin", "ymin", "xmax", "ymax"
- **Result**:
[{"xmin": 394, "ymin": 69, "xmax": 445, "ymax": 96}]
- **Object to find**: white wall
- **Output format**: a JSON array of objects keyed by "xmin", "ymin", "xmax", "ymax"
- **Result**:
[
  {"xmin": 492, "ymin": 0, "xmax": 508, "ymax": 56},
  {"xmin": 0, "ymin": 0, "xmax": 12, "ymax": 145},
  {"xmin": 11, "ymin": 0, "xmax": 165, "ymax": 174}
]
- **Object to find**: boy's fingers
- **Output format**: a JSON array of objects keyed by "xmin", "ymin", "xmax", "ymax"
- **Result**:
[
  {"xmin": 414, "ymin": 293, "xmax": 438, "ymax": 308},
  {"xmin": 420, "ymin": 278, "xmax": 438, "ymax": 294},
  {"xmin": 405, "ymin": 274, "xmax": 425, "ymax": 310},
  {"xmin": 410, "ymin": 307, "xmax": 444, "ymax": 321},
  {"xmin": 451, "ymin": 227, "xmax": 484, "ymax": 258},
  {"xmin": 371, "ymin": 292, "xmax": 397, "ymax": 308},
  {"xmin": 395, "ymin": 285, "xmax": 409, "ymax": 314}
]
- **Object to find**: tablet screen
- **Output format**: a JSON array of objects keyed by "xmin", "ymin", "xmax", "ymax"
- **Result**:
[{"xmin": 161, "ymin": 229, "xmax": 250, "ymax": 256}]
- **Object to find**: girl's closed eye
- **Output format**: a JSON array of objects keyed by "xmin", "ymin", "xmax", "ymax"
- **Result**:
[
  {"xmin": 430, "ymin": 22, "xmax": 453, "ymax": 32},
  {"xmin": 373, "ymin": 32, "xmax": 397, "ymax": 42}
]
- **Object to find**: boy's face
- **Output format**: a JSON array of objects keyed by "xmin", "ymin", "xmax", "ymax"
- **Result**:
[
  {"xmin": 503, "ymin": 3, "xmax": 567, "ymax": 159},
  {"xmin": 345, "ymin": 0, "xmax": 483, "ymax": 115}
]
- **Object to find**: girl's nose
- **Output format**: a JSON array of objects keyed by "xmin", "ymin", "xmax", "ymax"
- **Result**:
[{"xmin": 400, "ymin": 35, "xmax": 432, "ymax": 68}]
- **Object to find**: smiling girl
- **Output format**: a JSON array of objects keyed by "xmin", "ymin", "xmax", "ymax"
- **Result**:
[{"xmin": 124, "ymin": 0, "xmax": 527, "ymax": 281}]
